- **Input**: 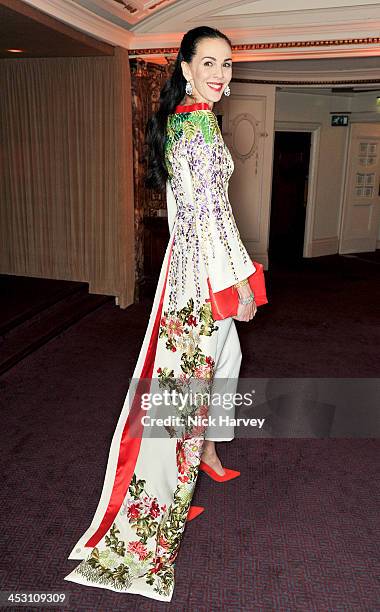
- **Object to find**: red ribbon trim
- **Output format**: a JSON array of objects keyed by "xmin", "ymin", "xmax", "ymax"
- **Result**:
[{"xmin": 174, "ymin": 102, "xmax": 210, "ymax": 114}]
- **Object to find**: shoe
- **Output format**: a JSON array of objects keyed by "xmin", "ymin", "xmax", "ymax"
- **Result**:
[
  {"xmin": 199, "ymin": 460, "xmax": 240, "ymax": 482},
  {"xmin": 186, "ymin": 505, "xmax": 204, "ymax": 522}
]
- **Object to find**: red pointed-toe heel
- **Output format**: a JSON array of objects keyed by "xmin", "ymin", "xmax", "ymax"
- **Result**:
[
  {"xmin": 186, "ymin": 505, "xmax": 205, "ymax": 522},
  {"xmin": 199, "ymin": 460, "xmax": 240, "ymax": 482}
]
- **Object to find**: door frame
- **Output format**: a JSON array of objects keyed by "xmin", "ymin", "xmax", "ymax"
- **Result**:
[{"xmin": 273, "ymin": 121, "xmax": 321, "ymax": 257}]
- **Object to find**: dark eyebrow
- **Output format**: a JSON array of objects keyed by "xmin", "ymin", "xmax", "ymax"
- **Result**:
[{"xmin": 201, "ymin": 56, "xmax": 232, "ymax": 61}]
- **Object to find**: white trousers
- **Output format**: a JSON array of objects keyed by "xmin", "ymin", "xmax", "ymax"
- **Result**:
[{"xmin": 204, "ymin": 316, "xmax": 242, "ymax": 442}]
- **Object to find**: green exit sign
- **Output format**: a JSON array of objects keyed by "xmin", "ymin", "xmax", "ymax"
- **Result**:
[{"xmin": 331, "ymin": 114, "xmax": 349, "ymax": 126}]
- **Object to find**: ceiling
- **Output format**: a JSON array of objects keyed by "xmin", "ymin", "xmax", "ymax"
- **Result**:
[
  {"xmin": 0, "ymin": 1, "xmax": 114, "ymax": 57},
  {"xmin": 1, "ymin": 0, "xmax": 380, "ymax": 89}
]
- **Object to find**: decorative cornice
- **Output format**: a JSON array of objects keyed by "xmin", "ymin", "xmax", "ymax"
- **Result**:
[
  {"xmin": 128, "ymin": 36, "xmax": 380, "ymax": 55},
  {"xmin": 232, "ymin": 77, "xmax": 380, "ymax": 86},
  {"xmin": 15, "ymin": 1, "xmax": 380, "ymax": 65}
]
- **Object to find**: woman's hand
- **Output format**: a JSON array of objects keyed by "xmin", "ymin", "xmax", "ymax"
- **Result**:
[{"xmin": 232, "ymin": 283, "xmax": 257, "ymax": 322}]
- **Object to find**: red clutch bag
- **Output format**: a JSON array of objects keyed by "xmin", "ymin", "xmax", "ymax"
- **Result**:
[{"xmin": 206, "ymin": 260, "xmax": 268, "ymax": 320}]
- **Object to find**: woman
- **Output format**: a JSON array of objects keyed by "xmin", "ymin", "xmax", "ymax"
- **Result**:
[{"xmin": 64, "ymin": 25, "xmax": 256, "ymax": 602}]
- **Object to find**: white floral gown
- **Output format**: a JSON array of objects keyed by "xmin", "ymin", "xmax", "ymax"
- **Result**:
[{"xmin": 64, "ymin": 101, "xmax": 255, "ymax": 602}]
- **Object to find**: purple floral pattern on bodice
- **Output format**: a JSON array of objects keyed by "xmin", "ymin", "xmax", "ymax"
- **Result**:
[{"xmin": 164, "ymin": 108, "xmax": 255, "ymax": 314}]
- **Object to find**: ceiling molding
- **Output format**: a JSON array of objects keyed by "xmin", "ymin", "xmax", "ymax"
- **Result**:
[
  {"xmin": 15, "ymin": 0, "xmax": 380, "ymax": 67},
  {"xmin": 232, "ymin": 59, "xmax": 380, "ymax": 84},
  {"xmin": 232, "ymin": 76, "xmax": 380, "ymax": 86},
  {"xmin": 127, "ymin": 36, "xmax": 380, "ymax": 60},
  {"xmin": 21, "ymin": 0, "xmax": 133, "ymax": 46},
  {"xmin": 131, "ymin": 0, "xmax": 380, "ymax": 33},
  {"xmin": 188, "ymin": 5, "xmax": 380, "ymax": 28}
]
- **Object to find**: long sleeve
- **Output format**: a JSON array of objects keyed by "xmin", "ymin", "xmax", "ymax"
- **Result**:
[{"xmin": 185, "ymin": 110, "xmax": 256, "ymax": 293}]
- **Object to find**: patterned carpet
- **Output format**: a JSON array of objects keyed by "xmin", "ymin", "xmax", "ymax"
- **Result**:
[{"xmin": 1, "ymin": 252, "xmax": 379, "ymax": 611}]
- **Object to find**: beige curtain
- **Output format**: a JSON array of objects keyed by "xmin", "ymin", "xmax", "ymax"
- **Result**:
[{"xmin": 0, "ymin": 47, "xmax": 135, "ymax": 308}]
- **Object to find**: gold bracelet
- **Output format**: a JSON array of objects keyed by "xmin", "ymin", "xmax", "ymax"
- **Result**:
[{"xmin": 234, "ymin": 278, "xmax": 249, "ymax": 289}]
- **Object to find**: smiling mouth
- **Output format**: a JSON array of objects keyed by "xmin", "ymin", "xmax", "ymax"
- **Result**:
[{"xmin": 207, "ymin": 83, "xmax": 223, "ymax": 91}]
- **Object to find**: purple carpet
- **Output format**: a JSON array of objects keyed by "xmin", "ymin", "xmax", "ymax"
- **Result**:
[{"xmin": 1, "ymin": 252, "xmax": 379, "ymax": 611}]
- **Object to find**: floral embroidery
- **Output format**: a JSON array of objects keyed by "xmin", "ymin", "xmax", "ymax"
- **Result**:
[
  {"xmin": 159, "ymin": 297, "xmax": 217, "ymax": 351},
  {"xmin": 71, "ymin": 295, "xmax": 219, "ymax": 598},
  {"xmin": 73, "ymin": 522, "xmax": 152, "ymax": 590},
  {"xmin": 73, "ymin": 437, "xmax": 207, "ymax": 598},
  {"xmin": 157, "ymin": 297, "xmax": 218, "ymax": 438},
  {"xmin": 145, "ymin": 434, "xmax": 205, "ymax": 595},
  {"xmin": 119, "ymin": 475, "xmax": 167, "ymax": 542},
  {"xmin": 127, "ymin": 541, "xmax": 150, "ymax": 561},
  {"xmin": 164, "ymin": 108, "xmax": 254, "ymax": 314}
]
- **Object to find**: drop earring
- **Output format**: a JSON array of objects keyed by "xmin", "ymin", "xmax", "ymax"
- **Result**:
[
  {"xmin": 185, "ymin": 81, "xmax": 193, "ymax": 95},
  {"xmin": 224, "ymin": 84, "xmax": 231, "ymax": 96}
]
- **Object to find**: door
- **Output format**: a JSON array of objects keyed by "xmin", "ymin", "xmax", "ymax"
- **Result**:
[
  {"xmin": 217, "ymin": 83, "xmax": 276, "ymax": 266},
  {"xmin": 339, "ymin": 123, "xmax": 380, "ymax": 253}
]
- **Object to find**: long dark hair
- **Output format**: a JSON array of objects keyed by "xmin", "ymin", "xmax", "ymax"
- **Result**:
[{"xmin": 144, "ymin": 26, "xmax": 232, "ymax": 192}]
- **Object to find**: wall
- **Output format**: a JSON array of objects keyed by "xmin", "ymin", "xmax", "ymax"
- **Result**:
[{"xmin": 275, "ymin": 89, "xmax": 380, "ymax": 251}]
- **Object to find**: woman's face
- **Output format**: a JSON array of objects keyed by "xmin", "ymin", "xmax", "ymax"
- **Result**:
[{"xmin": 181, "ymin": 37, "xmax": 232, "ymax": 107}]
